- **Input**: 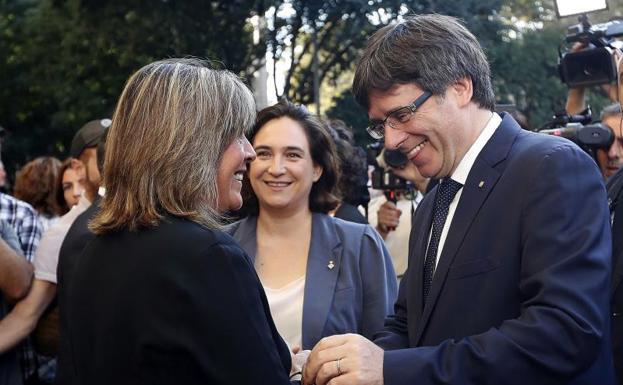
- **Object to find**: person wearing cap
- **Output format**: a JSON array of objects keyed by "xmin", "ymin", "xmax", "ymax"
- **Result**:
[
  {"xmin": 0, "ymin": 120, "xmax": 108, "ymax": 383},
  {"xmin": 69, "ymin": 119, "xmax": 110, "ymax": 202}
]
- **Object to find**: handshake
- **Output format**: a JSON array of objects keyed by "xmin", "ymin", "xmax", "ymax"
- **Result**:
[{"xmin": 290, "ymin": 334, "xmax": 383, "ymax": 385}]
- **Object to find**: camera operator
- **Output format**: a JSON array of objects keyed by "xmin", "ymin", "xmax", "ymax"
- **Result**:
[
  {"xmin": 565, "ymin": 43, "xmax": 623, "ymax": 180},
  {"xmin": 365, "ymin": 149, "xmax": 429, "ymax": 278},
  {"xmin": 565, "ymin": 42, "xmax": 623, "ymax": 384}
]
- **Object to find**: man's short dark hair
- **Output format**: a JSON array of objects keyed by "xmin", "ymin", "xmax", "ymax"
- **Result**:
[
  {"xmin": 242, "ymin": 101, "xmax": 340, "ymax": 216},
  {"xmin": 353, "ymin": 14, "xmax": 495, "ymax": 111},
  {"xmin": 601, "ymin": 103, "xmax": 623, "ymax": 120}
]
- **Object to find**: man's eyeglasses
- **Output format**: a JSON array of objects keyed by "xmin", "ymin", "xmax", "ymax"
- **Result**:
[{"xmin": 366, "ymin": 91, "xmax": 432, "ymax": 140}]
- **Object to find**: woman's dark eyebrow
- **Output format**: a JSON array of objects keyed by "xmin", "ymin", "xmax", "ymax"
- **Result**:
[{"xmin": 254, "ymin": 144, "xmax": 305, "ymax": 153}]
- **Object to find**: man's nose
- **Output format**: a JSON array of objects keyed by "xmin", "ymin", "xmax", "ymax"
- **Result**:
[
  {"xmin": 384, "ymin": 124, "xmax": 407, "ymax": 151},
  {"xmin": 609, "ymin": 140, "xmax": 623, "ymax": 159}
]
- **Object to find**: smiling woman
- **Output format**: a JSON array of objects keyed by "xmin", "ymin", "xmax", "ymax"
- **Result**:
[
  {"xmin": 61, "ymin": 58, "xmax": 292, "ymax": 385},
  {"xmin": 228, "ymin": 100, "xmax": 397, "ymax": 352}
]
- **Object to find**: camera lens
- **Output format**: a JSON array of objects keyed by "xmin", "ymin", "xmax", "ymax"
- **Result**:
[{"xmin": 384, "ymin": 149, "xmax": 408, "ymax": 168}]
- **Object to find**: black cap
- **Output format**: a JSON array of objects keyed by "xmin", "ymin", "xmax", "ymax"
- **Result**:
[{"xmin": 70, "ymin": 119, "xmax": 111, "ymax": 158}]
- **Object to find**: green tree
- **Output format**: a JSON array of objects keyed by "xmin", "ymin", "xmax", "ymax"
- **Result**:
[
  {"xmin": 263, "ymin": 0, "xmax": 404, "ymax": 106},
  {"xmin": 325, "ymin": 0, "xmax": 510, "ymax": 144},
  {"xmin": 0, "ymin": 0, "xmax": 259, "ymax": 176}
]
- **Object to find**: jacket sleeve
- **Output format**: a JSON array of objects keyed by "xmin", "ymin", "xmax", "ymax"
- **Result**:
[
  {"xmin": 358, "ymin": 225, "xmax": 398, "ymax": 340},
  {"xmin": 382, "ymin": 144, "xmax": 613, "ymax": 385},
  {"xmin": 373, "ymin": 275, "xmax": 411, "ymax": 350}
]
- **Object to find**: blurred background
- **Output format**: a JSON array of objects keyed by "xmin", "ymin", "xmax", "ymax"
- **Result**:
[{"xmin": 0, "ymin": 0, "xmax": 620, "ymax": 178}]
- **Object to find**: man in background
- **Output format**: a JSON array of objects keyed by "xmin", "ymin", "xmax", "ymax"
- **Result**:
[{"xmin": 0, "ymin": 119, "xmax": 108, "ymax": 383}]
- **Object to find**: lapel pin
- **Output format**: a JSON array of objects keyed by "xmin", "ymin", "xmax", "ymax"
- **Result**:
[
  {"xmin": 478, "ymin": 181, "xmax": 485, "ymax": 188},
  {"xmin": 328, "ymin": 260, "xmax": 335, "ymax": 270}
]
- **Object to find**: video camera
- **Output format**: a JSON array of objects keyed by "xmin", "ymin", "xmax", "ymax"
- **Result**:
[
  {"xmin": 366, "ymin": 142, "xmax": 413, "ymax": 202},
  {"xmin": 558, "ymin": 5, "xmax": 623, "ymax": 87},
  {"xmin": 538, "ymin": 107, "xmax": 614, "ymax": 160}
]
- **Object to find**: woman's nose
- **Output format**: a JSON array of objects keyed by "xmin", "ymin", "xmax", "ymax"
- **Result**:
[{"xmin": 241, "ymin": 136, "xmax": 256, "ymax": 162}]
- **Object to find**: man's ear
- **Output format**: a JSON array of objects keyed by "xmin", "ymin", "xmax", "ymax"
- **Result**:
[{"xmin": 451, "ymin": 76, "xmax": 474, "ymax": 108}]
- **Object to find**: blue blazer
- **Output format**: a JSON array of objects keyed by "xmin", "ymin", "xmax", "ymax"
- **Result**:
[
  {"xmin": 228, "ymin": 213, "xmax": 398, "ymax": 349},
  {"xmin": 375, "ymin": 114, "xmax": 616, "ymax": 385}
]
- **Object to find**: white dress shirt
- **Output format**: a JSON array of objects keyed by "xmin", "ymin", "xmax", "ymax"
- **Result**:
[{"xmin": 431, "ymin": 112, "xmax": 502, "ymax": 270}]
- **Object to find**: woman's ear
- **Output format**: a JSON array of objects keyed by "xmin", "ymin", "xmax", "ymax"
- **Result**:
[{"xmin": 313, "ymin": 165, "xmax": 323, "ymax": 182}]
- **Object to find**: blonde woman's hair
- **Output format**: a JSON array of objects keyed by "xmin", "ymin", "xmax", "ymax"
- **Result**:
[{"xmin": 90, "ymin": 58, "xmax": 256, "ymax": 234}]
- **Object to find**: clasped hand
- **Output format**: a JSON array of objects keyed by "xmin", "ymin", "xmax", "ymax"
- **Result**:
[{"xmin": 301, "ymin": 334, "xmax": 383, "ymax": 385}]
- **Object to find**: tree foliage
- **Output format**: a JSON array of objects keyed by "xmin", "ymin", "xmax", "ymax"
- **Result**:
[
  {"xmin": 263, "ymin": 0, "xmax": 405, "ymax": 105},
  {"xmin": 2, "ymin": 0, "xmax": 623, "ymax": 169},
  {"xmin": 0, "ymin": 0, "xmax": 259, "ymax": 176}
]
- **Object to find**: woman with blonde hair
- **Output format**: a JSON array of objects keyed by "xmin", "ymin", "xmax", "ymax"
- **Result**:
[{"xmin": 62, "ymin": 59, "xmax": 292, "ymax": 384}]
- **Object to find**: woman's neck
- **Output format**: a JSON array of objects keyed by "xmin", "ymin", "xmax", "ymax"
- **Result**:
[{"xmin": 257, "ymin": 206, "xmax": 313, "ymax": 237}]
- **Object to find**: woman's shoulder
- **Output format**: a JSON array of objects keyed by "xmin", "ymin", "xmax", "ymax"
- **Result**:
[
  {"xmin": 158, "ymin": 216, "xmax": 243, "ymax": 252},
  {"xmin": 315, "ymin": 213, "xmax": 379, "ymax": 244},
  {"xmin": 222, "ymin": 216, "xmax": 257, "ymax": 243},
  {"xmin": 327, "ymin": 214, "xmax": 375, "ymax": 234}
]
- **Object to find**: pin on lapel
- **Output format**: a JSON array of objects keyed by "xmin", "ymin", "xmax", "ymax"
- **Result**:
[
  {"xmin": 478, "ymin": 181, "xmax": 485, "ymax": 188},
  {"xmin": 328, "ymin": 260, "xmax": 335, "ymax": 269}
]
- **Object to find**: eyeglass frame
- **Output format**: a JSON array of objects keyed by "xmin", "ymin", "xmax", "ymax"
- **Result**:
[{"xmin": 366, "ymin": 90, "xmax": 433, "ymax": 140}]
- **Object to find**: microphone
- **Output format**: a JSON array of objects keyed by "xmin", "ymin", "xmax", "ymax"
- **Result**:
[{"xmin": 540, "ymin": 122, "xmax": 614, "ymax": 149}]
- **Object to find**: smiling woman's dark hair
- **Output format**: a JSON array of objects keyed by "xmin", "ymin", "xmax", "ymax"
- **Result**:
[{"xmin": 241, "ymin": 100, "xmax": 340, "ymax": 216}]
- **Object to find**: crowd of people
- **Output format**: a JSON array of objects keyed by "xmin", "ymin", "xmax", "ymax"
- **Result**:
[{"xmin": 0, "ymin": 12, "xmax": 621, "ymax": 385}]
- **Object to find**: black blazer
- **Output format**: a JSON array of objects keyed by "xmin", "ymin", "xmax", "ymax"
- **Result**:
[
  {"xmin": 56, "ymin": 197, "xmax": 100, "ymax": 385},
  {"xmin": 375, "ymin": 114, "xmax": 615, "ymax": 384},
  {"xmin": 59, "ymin": 215, "xmax": 291, "ymax": 385}
]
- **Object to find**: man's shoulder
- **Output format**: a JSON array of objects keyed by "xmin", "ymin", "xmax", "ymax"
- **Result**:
[
  {"xmin": 0, "ymin": 192, "xmax": 38, "ymax": 219},
  {"xmin": 502, "ymin": 129, "xmax": 595, "ymax": 175},
  {"xmin": 513, "ymin": 128, "xmax": 579, "ymax": 154}
]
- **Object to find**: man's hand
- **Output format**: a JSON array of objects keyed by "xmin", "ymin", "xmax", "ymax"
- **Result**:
[
  {"xmin": 303, "ymin": 334, "xmax": 383, "ymax": 385},
  {"xmin": 376, "ymin": 201, "xmax": 401, "ymax": 239}
]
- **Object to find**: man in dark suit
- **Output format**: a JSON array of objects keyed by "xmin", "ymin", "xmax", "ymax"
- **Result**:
[
  {"xmin": 303, "ymin": 14, "xmax": 615, "ymax": 385},
  {"xmin": 606, "ymin": 166, "xmax": 623, "ymax": 384}
]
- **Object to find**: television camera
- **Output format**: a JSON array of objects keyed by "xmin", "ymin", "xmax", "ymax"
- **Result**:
[
  {"xmin": 366, "ymin": 142, "xmax": 414, "ymax": 203},
  {"xmin": 538, "ymin": 107, "xmax": 614, "ymax": 161},
  {"xmin": 557, "ymin": 0, "xmax": 623, "ymax": 87}
]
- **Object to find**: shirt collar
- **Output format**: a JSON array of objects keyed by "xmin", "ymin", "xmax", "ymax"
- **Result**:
[{"xmin": 450, "ymin": 112, "xmax": 501, "ymax": 185}]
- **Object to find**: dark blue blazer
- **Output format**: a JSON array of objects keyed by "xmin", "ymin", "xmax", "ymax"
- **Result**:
[
  {"xmin": 375, "ymin": 114, "xmax": 616, "ymax": 384},
  {"xmin": 606, "ymin": 166, "xmax": 623, "ymax": 384},
  {"xmin": 228, "ymin": 213, "xmax": 397, "ymax": 349}
]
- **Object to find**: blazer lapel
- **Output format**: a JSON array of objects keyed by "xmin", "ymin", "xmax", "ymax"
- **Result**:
[
  {"xmin": 302, "ymin": 214, "xmax": 342, "ymax": 349},
  {"xmin": 414, "ymin": 115, "xmax": 521, "ymax": 345},
  {"xmin": 232, "ymin": 217, "xmax": 259, "ymax": 263}
]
